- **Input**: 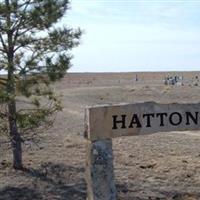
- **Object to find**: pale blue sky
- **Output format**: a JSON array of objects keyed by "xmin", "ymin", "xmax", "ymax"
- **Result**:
[{"xmin": 66, "ymin": 0, "xmax": 200, "ymax": 72}]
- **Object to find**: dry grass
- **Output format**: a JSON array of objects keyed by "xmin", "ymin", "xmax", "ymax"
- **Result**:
[{"xmin": 1, "ymin": 72, "xmax": 200, "ymax": 199}]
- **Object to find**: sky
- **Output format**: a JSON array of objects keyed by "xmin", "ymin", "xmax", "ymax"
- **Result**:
[{"xmin": 65, "ymin": 0, "xmax": 200, "ymax": 72}]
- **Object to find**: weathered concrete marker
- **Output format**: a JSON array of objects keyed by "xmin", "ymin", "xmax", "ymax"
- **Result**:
[
  {"xmin": 85, "ymin": 102, "xmax": 200, "ymax": 141},
  {"xmin": 86, "ymin": 139, "xmax": 116, "ymax": 200},
  {"xmin": 84, "ymin": 102, "xmax": 200, "ymax": 199}
]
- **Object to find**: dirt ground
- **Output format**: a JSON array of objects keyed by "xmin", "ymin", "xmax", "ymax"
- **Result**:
[{"xmin": 1, "ymin": 72, "xmax": 200, "ymax": 200}]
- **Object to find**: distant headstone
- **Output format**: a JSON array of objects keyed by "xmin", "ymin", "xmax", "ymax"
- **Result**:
[
  {"xmin": 136, "ymin": 74, "xmax": 138, "ymax": 81},
  {"xmin": 164, "ymin": 75, "xmax": 183, "ymax": 86}
]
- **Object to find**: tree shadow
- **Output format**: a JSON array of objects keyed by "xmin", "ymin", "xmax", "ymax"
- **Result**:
[
  {"xmin": 116, "ymin": 183, "xmax": 200, "ymax": 200},
  {"xmin": 0, "ymin": 162, "xmax": 86, "ymax": 200},
  {"xmin": 0, "ymin": 186, "xmax": 42, "ymax": 200},
  {"xmin": 23, "ymin": 162, "xmax": 86, "ymax": 200}
]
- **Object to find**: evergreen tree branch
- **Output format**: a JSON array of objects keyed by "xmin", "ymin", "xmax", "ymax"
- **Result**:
[
  {"xmin": 0, "ymin": 47, "xmax": 6, "ymax": 53},
  {"xmin": 13, "ymin": 0, "xmax": 32, "ymax": 46},
  {"xmin": 0, "ymin": 33, "xmax": 7, "ymax": 53}
]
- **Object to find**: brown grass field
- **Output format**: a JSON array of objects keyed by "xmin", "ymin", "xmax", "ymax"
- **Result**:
[{"xmin": 1, "ymin": 71, "xmax": 200, "ymax": 200}]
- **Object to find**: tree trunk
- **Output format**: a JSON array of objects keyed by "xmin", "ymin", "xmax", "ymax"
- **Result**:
[
  {"xmin": 8, "ymin": 102, "xmax": 23, "ymax": 170},
  {"xmin": 7, "ymin": 66, "xmax": 23, "ymax": 169},
  {"xmin": 6, "ymin": 0, "xmax": 23, "ymax": 169}
]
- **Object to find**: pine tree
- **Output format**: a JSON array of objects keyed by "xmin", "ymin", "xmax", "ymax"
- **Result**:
[{"xmin": 0, "ymin": 0, "xmax": 81, "ymax": 169}]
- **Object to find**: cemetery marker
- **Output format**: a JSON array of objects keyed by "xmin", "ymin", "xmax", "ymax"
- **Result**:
[{"xmin": 85, "ymin": 102, "xmax": 200, "ymax": 200}]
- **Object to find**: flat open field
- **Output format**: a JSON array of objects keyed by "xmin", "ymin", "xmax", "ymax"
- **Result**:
[{"xmin": 1, "ymin": 72, "xmax": 200, "ymax": 200}]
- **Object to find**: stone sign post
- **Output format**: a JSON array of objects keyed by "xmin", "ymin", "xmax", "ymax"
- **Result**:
[
  {"xmin": 85, "ymin": 139, "xmax": 116, "ymax": 200},
  {"xmin": 84, "ymin": 102, "xmax": 200, "ymax": 200}
]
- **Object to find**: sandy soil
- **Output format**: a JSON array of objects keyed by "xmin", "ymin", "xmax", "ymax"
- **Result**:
[{"xmin": 1, "ymin": 72, "xmax": 200, "ymax": 200}]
